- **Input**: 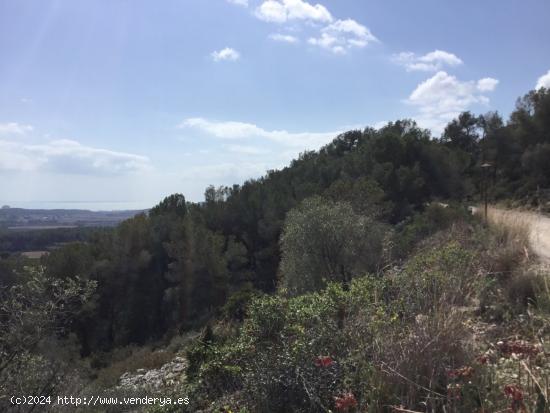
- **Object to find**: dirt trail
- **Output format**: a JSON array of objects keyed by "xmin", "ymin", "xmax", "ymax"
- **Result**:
[{"xmin": 484, "ymin": 207, "xmax": 550, "ymax": 264}]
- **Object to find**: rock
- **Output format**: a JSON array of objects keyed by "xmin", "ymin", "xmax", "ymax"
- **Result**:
[{"xmin": 117, "ymin": 355, "xmax": 187, "ymax": 391}]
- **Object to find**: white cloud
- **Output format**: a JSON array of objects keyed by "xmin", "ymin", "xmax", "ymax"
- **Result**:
[
  {"xmin": 181, "ymin": 162, "xmax": 273, "ymax": 187},
  {"xmin": 477, "ymin": 77, "xmax": 499, "ymax": 92},
  {"xmin": 269, "ymin": 33, "xmax": 299, "ymax": 43},
  {"xmin": 407, "ymin": 71, "xmax": 498, "ymax": 134},
  {"xmin": 393, "ymin": 50, "xmax": 463, "ymax": 72},
  {"xmin": 0, "ymin": 140, "xmax": 38, "ymax": 171},
  {"xmin": 179, "ymin": 117, "xmax": 339, "ymax": 149},
  {"xmin": 247, "ymin": 1, "xmax": 377, "ymax": 55},
  {"xmin": 224, "ymin": 144, "xmax": 269, "ymax": 155},
  {"xmin": 0, "ymin": 138, "xmax": 151, "ymax": 175},
  {"xmin": 308, "ymin": 19, "xmax": 377, "ymax": 54},
  {"xmin": 536, "ymin": 69, "xmax": 550, "ymax": 90},
  {"xmin": 255, "ymin": 0, "xmax": 332, "ymax": 23},
  {"xmin": 211, "ymin": 47, "xmax": 240, "ymax": 62},
  {"xmin": 308, "ymin": 33, "xmax": 338, "ymax": 50},
  {"xmin": 0, "ymin": 122, "xmax": 34, "ymax": 135},
  {"xmin": 226, "ymin": 0, "xmax": 248, "ymax": 7}
]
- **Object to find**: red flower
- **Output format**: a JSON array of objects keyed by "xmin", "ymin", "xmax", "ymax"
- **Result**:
[
  {"xmin": 314, "ymin": 355, "xmax": 334, "ymax": 367},
  {"xmin": 334, "ymin": 392, "xmax": 357, "ymax": 412}
]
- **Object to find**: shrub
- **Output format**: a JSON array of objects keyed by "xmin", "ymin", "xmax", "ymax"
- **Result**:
[
  {"xmin": 279, "ymin": 196, "xmax": 387, "ymax": 296},
  {"xmin": 221, "ymin": 284, "xmax": 259, "ymax": 321},
  {"xmin": 183, "ymin": 226, "xmax": 549, "ymax": 413},
  {"xmin": 393, "ymin": 203, "xmax": 471, "ymax": 259}
]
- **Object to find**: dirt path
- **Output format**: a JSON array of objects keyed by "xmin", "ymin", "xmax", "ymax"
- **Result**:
[{"xmin": 482, "ymin": 207, "xmax": 550, "ymax": 264}]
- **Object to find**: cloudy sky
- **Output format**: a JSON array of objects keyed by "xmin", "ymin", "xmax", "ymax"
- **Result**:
[{"xmin": 1, "ymin": 0, "xmax": 549, "ymax": 209}]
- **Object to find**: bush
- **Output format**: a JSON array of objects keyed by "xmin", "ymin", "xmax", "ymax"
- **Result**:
[
  {"xmin": 185, "ymin": 240, "xmax": 486, "ymax": 412},
  {"xmin": 279, "ymin": 196, "xmax": 387, "ymax": 296},
  {"xmin": 221, "ymin": 284, "xmax": 259, "ymax": 321},
  {"xmin": 393, "ymin": 203, "xmax": 472, "ymax": 259},
  {"xmin": 183, "ymin": 222, "xmax": 550, "ymax": 413}
]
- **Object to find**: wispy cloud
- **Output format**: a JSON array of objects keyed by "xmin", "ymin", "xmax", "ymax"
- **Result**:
[
  {"xmin": 226, "ymin": 0, "xmax": 248, "ymax": 7},
  {"xmin": 407, "ymin": 71, "xmax": 498, "ymax": 134},
  {"xmin": 393, "ymin": 50, "xmax": 463, "ymax": 72},
  {"xmin": 0, "ymin": 122, "xmax": 34, "ymax": 135},
  {"xmin": 269, "ymin": 33, "xmax": 299, "ymax": 43},
  {"xmin": 536, "ymin": 69, "xmax": 550, "ymax": 90},
  {"xmin": 224, "ymin": 144, "xmax": 270, "ymax": 155},
  {"xmin": 179, "ymin": 117, "xmax": 339, "ymax": 149},
  {"xmin": 211, "ymin": 47, "xmax": 241, "ymax": 62},
  {"xmin": 0, "ymin": 138, "xmax": 151, "ymax": 175}
]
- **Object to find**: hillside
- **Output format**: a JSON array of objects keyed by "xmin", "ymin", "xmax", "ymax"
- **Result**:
[{"xmin": 1, "ymin": 87, "xmax": 550, "ymax": 412}]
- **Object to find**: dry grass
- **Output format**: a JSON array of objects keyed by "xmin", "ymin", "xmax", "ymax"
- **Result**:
[
  {"xmin": 376, "ymin": 309, "xmax": 472, "ymax": 411},
  {"xmin": 479, "ymin": 207, "xmax": 532, "ymax": 276},
  {"xmin": 486, "ymin": 207, "xmax": 531, "ymax": 250}
]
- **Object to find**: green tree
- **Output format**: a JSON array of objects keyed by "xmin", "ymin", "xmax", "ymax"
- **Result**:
[
  {"xmin": 0, "ymin": 266, "xmax": 96, "ymax": 408},
  {"xmin": 279, "ymin": 196, "xmax": 386, "ymax": 296},
  {"xmin": 442, "ymin": 111, "xmax": 481, "ymax": 156},
  {"xmin": 149, "ymin": 193, "xmax": 187, "ymax": 218}
]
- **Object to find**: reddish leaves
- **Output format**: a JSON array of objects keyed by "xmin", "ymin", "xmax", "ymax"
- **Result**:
[
  {"xmin": 314, "ymin": 355, "xmax": 334, "ymax": 367},
  {"xmin": 334, "ymin": 392, "xmax": 357, "ymax": 412},
  {"xmin": 476, "ymin": 354, "xmax": 489, "ymax": 364},
  {"xmin": 447, "ymin": 365, "xmax": 474, "ymax": 380},
  {"xmin": 503, "ymin": 384, "xmax": 527, "ymax": 413},
  {"xmin": 497, "ymin": 340, "xmax": 540, "ymax": 358}
]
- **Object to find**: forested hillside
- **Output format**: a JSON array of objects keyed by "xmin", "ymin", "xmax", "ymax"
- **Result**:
[{"xmin": 1, "ymin": 87, "xmax": 550, "ymax": 412}]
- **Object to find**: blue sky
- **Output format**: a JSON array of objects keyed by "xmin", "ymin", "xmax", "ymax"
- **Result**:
[{"xmin": 1, "ymin": 0, "xmax": 549, "ymax": 209}]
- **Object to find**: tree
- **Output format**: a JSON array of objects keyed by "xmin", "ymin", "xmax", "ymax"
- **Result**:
[
  {"xmin": 0, "ymin": 266, "xmax": 96, "ymax": 409},
  {"xmin": 149, "ymin": 193, "xmax": 187, "ymax": 218},
  {"xmin": 324, "ymin": 176, "xmax": 391, "ymax": 219},
  {"xmin": 279, "ymin": 196, "xmax": 386, "ymax": 296},
  {"xmin": 442, "ymin": 112, "xmax": 481, "ymax": 156}
]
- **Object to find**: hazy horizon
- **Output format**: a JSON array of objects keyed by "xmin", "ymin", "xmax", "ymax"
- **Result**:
[{"xmin": 0, "ymin": 200, "xmax": 151, "ymax": 211}]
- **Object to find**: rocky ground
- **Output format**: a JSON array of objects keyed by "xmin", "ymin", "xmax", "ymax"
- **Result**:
[{"xmin": 117, "ymin": 356, "xmax": 188, "ymax": 392}]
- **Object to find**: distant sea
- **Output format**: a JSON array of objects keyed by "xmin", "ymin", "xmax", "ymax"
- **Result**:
[{"xmin": 0, "ymin": 201, "xmax": 151, "ymax": 211}]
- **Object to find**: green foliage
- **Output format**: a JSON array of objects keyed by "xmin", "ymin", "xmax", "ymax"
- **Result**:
[
  {"xmin": 393, "ymin": 203, "xmax": 472, "ymax": 259},
  {"xmin": 279, "ymin": 196, "xmax": 387, "ymax": 295},
  {"xmin": 0, "ymin": 266, "xmax": 96, "ymax": 410},
  {"xmin": 183, "ymin": 219, "xmax": 550, "ymax": 413},
  {"xmin": 394, "ymin": 242, "xmax": 479, "ymax": 315},
  {"xmin": 23, "ymin": 86, "xmax": 550, "ymax": 365},
  {"xmin": 221, "ymin": 283, "xmax": 258, "ymax": 321},
  {"xmin": 149, "ymin": 193, "xmax": 187, "ymax": 218},
  {"xmin": 324, "ymin": 176, "xmax": 392, "ymax": 219},
  {"xmin": 184, "ymin": 239, "xmax": 483, "ymax": 412},
  {"xmin": 0, "ymin": 226, "xmax": 98, "ymax": 253}
]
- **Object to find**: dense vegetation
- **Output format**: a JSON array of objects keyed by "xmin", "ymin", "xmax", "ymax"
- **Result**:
[
  {"xmin": 181, "ymin": 211, "xmax": 549, "ymax": 412},
  {"xmin": 1, "ymin": 87, "xmax": 550, "ymax": 412},
  {"xmin": 0, "ymin": 226, "xmax": 101, "ymax": 254}
]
